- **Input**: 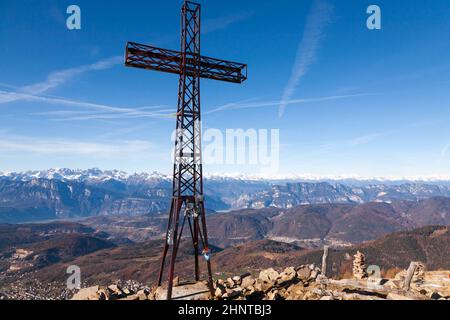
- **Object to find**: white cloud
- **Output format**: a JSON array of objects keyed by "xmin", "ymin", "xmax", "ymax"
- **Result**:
[
  {"xmin": 202, "ymin": 12, "xmax": 253, "ymax": 34},
  {"xmin": 350, "ymin": 133, "xmax": 385, "ymax": 146},
  {"xmin": 319, "ymin": 132, "xmax": 386, "ymax": 152},
  {"xmin": 0, "ymin": 90, "xmax": 173, "ymax": 121},
  {"xmin": 0, "ymin": 134, "xmax": 152, "ymax": 157},
  {"xmin": 24, "ymin": 94, "xmax": 173, "ymax": 120},
  {"xmin": 0, "ymin": 56, "xmax": 177, "ymax": 121},
  {"xmin": 279, "ymin": 0, "xmax": 333, "ymax": 118},
  {"xmin": 207, "ymin": 93, "xmax": 371, "ymax": 114},
  {"xmin": 0, "ymin": 90, "xmax": 175, "ymax": 121},
  {"xmin": 441, "ymin": 143, "xmax": 450, "ymax": 159},
  {"xmin": 0, "ymin": 56, "xmax": 122, "ymax": 105},
  {"xmin": 23, "ymin": 56, "xmax": 122, "ymax": 94}
]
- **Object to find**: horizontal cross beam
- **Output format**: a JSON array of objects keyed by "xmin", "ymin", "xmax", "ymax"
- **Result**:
[{"xmin": 125, "ymin": 42, "xmax": 247, "ymax": 84}]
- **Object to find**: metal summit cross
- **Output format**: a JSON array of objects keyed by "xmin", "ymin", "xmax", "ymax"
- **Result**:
[{"xmin": 124, "ymin": 1, "xmax": 247, "ymax": 300}]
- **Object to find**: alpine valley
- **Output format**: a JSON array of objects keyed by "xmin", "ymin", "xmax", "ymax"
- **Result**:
[{"xmin": 1, "ymin": 168, "xmax": 450, "ymax": 223}]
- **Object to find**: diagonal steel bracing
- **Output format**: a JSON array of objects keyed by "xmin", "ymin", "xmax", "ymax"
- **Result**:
[{"xmin": 124, "ymin": 1, "xmax": 247, "ymax": 300}]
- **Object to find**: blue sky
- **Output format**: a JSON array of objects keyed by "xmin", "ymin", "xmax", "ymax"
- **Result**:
[{"xmin": 0, "ymin": 0, "xmax": 449, "ymax": 178}]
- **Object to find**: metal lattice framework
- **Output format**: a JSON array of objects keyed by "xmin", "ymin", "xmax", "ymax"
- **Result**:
[
  {"xmin": 126, "ymin": 42, "xmax": 247, "ymax": 84},
  {"xmin": 125, "ymin": 1, "xmax": 247, "ymax": 300}
]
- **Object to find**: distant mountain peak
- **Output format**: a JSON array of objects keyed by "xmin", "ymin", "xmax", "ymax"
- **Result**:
[
  {"xmin": 1, "ymin": 168, "xmax": 450, "ymax": 184},
  {"xmin": 0, "ymin": 168, "xmax": 171, "ymax": 183}
]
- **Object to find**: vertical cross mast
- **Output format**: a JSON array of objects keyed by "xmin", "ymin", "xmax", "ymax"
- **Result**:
[
  {"xmin": 174, "ymin": 1, "xmax": 202, "ymax": 200},
  {"xmin": 160, "ymin": 1, "xmax": 214, "ymax": 300},
  {"xmin": 125, "ymin": 0, "xmax": 247, "ymax": 300}
]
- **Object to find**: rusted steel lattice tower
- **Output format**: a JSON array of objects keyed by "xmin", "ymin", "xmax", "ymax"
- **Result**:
[{"xmin": 125, "ymin": 1, "xmax": 247, "ymax": 299}]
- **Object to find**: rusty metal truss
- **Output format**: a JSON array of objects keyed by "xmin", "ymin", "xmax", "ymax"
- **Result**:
[
  {"xmin": 124, "ymin": 0, "xmax": 247, "ymax": 300},
  {"xmin": 126, "ymin": 42, "xmax": 247, "ymax": 84}
]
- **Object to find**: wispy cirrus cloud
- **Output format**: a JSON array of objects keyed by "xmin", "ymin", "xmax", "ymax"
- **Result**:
[
  {"xmin": 0, "ymin": 90, "xmax": 173, "ymax": 121},
  {"xmin": 33, "ymin": 108, "xmax": 173, "ymax": 121},
  {"xmin": 33, "ymin": 93, "xmax": 370, "ymax": 120},
  {"xmin": 202, "ymin": 11, "xmax": 253, "ymax": 34},
  {"xmin": 0, "ymin": 133, "xmax": 152, "ymax": 157},
  {"xmin": 0, "ymin": 56, "xmax": 122, "ymax": 105},
  {"xmin": 40, "ymin": 108, "xmax": 174, "ymax": 121},
  {"xmin": 319, "ymin": 132, "xmax": 387, "ymax": 152},
  {"xmin": 207, "ymin": 93, "xmax": 373, "ymax": 115},
  {"xmin": 279, "ymin": 0, "xmax": 333, "ymax": 118},
  {"xmin": 350, "ymin": 133, "xmax": 385, "ymax": 146},
  {"xmin": 441, "ymin": 143, "xmax": 450, "ymax": 160},
  {"xmin": 22, "ymin": 56, "xmax": 122, "ymax": 95},
  {"xmin": 1, "ymin": 90, "xmax": 127, "ymax": 112},
  {"xmin": 0, "ymin": 56, "xmax": 174, "ymax": 121}
]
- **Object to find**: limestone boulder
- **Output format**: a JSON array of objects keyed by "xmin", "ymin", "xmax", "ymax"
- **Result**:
[
  {"xmin": 222, "ymin": 288, "xmax": 241, "ymax": 300},
  {"xmin": 136, "ymin": 290, "xmax": 149, "ymax": 300},
  {"xmin": 215, "ymin": 285, "xmax": 226, "ymax": 299},
  {"xmin": 226, "ymin": 278, "xmax": 235, "ymax": 288},
  {"xmin": 296, "ymin": 267, "xmax": 311, "ymax": 281},
  {"xmin": 259, "ymin": 268, "xmax": 280, "ymax": 284},
  {"xmin": 266, "ymin": 290, "xmax": 282, "ymax": 300},
  {"xmin": 285, "ymin": 283, "xmax": 306, "ymax": 300},
  {"xmin": 108, "ymin": 284, "xmax": 124, "ymax": 297},
  {"xmin": 71, "ymin": 286, "xmax": 100, "ymax": 300},
  {"xmin": 241, "ymin": 276, "xmax": 256, "ymax": 288},
  {"xmin": 232, "ymin": 276, "xmax": 242, "ymax": 286},
  {"xmin": 277, "ymin": 267, "xmax": 297, "ymax": 286}
]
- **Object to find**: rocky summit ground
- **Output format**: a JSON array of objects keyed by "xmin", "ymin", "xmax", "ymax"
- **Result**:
[
  {"xmin": 1, "ymin": 222, "xmax": 448, "ymax": 301},
  {"xmin": 69, "ymin": 264, "xmax": 450, "ymax": 301}
]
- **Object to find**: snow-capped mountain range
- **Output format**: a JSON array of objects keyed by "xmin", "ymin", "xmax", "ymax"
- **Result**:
[
  {"xmin": 0, "ymin": 168, "xmax": 171, "ymax": 183},
  {"xmin": 1, "ymin": 168, "xmax": 450, "ymax": 184},
  {"xmin": 1, "ymin": 168, "xmax": 450, "ymax": 223}
]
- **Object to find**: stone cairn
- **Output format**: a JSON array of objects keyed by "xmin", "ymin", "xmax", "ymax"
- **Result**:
[
  {"xmin": 413, "ymin": 262, "xmax": 426, "ymax": 282},
  {"xmin": 352, "ymin": 251, "xmax": 368, "ymax": 280},
  {"xmin": 395, "ymin": 261, "xmax": 427, "ymax": 284}
]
